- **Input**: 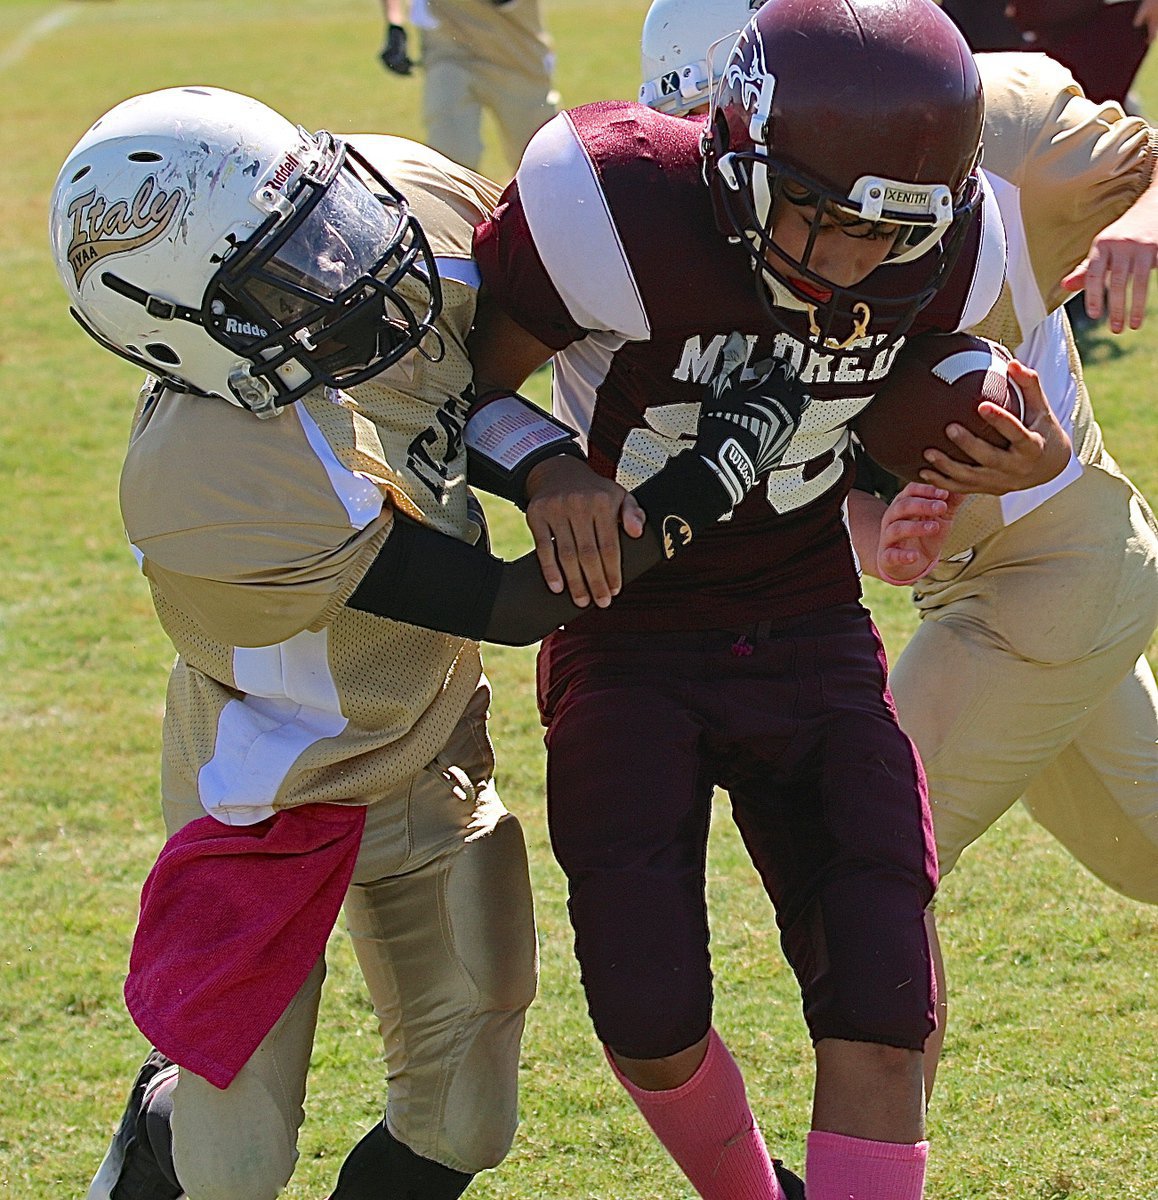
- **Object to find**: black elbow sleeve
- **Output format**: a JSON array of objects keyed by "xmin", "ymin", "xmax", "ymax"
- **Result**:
[
  {"xmin": 348, "ymin": 513, "xmax": 670, "ymax": 648},
  {"xmin": 347, "ymin": 517, "xmax": 504, "ymax": 641},
  {"xmin": 347, "ymin": 515, "xmax": 592, "ymax": 647}
]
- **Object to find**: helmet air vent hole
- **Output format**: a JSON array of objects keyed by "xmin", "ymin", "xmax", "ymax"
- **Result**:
[
  {"xmin": 145, "ymin": 343, "xmax": 181, "ymax": 365},
  {"xmin": 128, "ymin": 151, "xmax": 163, "ymax": 163},
  {"xmin": 70, "ymin": 166, "xmax": 91, "ymax": 183}
]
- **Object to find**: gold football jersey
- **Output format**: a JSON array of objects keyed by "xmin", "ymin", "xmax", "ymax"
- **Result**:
[
  {"xmin": 930, "ymin": 52, "xmax": 1156, "ymax": 563},
  {"xmin": 120, "ymin": 137, "xmax": 503, "ymax": 824}
]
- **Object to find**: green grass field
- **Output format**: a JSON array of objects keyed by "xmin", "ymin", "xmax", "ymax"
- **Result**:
[{"xmin": 1, "ymin": 1, "xmax": 1155, "ymax": 1195}]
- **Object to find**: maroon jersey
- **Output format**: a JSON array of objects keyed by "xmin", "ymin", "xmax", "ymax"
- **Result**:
[
  {"xmin": 474, "ymin": 102, "xmax": 1007, "ymax": 631},
  {"xmin": 1024, "ymin": 4, "xmax": 1147, "ymax": 106}
]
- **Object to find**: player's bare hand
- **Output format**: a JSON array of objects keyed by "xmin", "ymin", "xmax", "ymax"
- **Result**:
[
  {"xmin": 876, "ymin": 483, "xmax": 962, "ymax": 584},
  {"xmin": 524, "ymin": 455, "xmax": 646, "ymax": 607},
  {"xmin": 1135, "ymin": 0, "xmax": 1158, "ymax": 42},
  {"xmin": 919, "ymin": 361, "xmax": 1071, "ymax": 495},
  {"xmin": 1061, "ymin": 186, "xmax": 1158, "ymax": 331}
]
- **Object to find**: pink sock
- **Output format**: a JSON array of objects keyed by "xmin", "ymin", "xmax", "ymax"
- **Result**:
[
  {"xmin": 606, "ymin": 1028, "xmax": 784, "ymax": 1200},
  {"xmin": 806, "ymin": 1129, "xmax": 928, "ymax": 1200}
]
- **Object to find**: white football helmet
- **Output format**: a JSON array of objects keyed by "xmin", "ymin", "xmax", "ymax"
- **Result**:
[
  {"xmin": 639, "ymin": 0, "xmax": 760, "ymax": 116},
  {"xmin": 49, "ymin": 86, "xmax": 442, "ymax": 418}
]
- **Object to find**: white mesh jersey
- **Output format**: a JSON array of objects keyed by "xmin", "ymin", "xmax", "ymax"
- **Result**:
[
  {"xmin": 120, "ymin": 136, "xmax": 502, "ymax": 825},
  {"xmin": 937, "ymin": 52, "xmax": 1157, "ymax": 561}
]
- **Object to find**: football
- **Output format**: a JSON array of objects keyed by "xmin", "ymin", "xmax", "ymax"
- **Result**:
[{"xmin": 853, "ymin": 333, "xmax": 1026, "ymax": 482}]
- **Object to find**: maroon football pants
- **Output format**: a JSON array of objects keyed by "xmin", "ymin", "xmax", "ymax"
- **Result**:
[{"xmin": 537, "ymin": 603, "xmax": 938, "ymax": 1060}]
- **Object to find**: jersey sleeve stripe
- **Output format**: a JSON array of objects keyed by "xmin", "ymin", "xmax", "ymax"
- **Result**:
[
  {"xmin": 294, "ymin": 404, "xmax": 385, "ymax": 530},
  {"xmin": 516, "ymin": 112, "xmax": 652, "ymax": 340},
  {"xmin": 956, "ymin": 172, "xmax": 1009, "ymax": 333}
]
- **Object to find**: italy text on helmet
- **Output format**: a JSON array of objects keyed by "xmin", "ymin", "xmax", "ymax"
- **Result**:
[{"xmin": 65, "ymin": 176, "xmax": 185, "ymax": 287}]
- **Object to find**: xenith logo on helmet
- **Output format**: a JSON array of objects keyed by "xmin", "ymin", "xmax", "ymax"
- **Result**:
[
  {"xmin": 884, "ymin": 186, "xmax": 928, "ymax": 207},
  {"xmin": 65, "ymin": 177, "xmax": 186, "ymax": 287}
]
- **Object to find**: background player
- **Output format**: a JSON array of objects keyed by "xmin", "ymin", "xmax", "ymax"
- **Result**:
[
  {"xmin": 389, "ymin": 0, "xmax": 560, "ymax": 176},
  {"xmin": 378, "ymin": 0, "xmax": 414, "ymax": 75},
  {"xmin": 638, "ymin": 0, "xmax": 758, "ymax": 118},
  {"xmin": 859, "ymin": 51, "xmax": 1158, "ymax": 1097},
  {"xmin": 943, "ymin": 0, "xmax": 1153, "ymax": 109}
]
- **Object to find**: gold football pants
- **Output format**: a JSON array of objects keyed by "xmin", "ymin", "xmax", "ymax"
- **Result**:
[
  {"xmin": 160, "ymin": 685, "xmax": 538, "ymax": 1199},
  {"xmin": 891, "ymin": 464, "xmax": 1158, "ymax": 901}
]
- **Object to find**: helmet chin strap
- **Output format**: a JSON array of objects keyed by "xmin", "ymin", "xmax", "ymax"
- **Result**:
[
  {"xmin": 758, "ymin": 263, "xmax": 879, "ymax": 352},
  {"xmin": 226, "ymin": 362, "xmax": 285, "ymax": 419},
  {"xmin": 806, "ymin": 301, "xmax": 873, "ymax": 351}
]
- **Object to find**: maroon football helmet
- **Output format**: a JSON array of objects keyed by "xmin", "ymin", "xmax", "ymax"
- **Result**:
[{"xmin": 703, "ymin": 0, "xmax": 985, "ymax": 350}]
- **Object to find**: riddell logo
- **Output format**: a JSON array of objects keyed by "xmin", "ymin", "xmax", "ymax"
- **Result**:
[
  {"xmin": 224, "ymin": 316, "xmax": 269, "ymax": 339},
  {"xmin": 264, "ymin": 151, "xmax": 302, "ymax": 193},
  {"xmin": 65, "ymin": 176, "xmax": 186, "ymax": 287}
]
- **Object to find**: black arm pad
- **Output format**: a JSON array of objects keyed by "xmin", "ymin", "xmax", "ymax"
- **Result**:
[
  {"xmin": 347, "ymin": 516, "xmax": 505, "ymax": 640},
  {"xmin": 347, "ymin": 513, "xmax": 668, "ymax": 646},
  {"xmin": 464, "ymin": 389, "xmax": 586, "ymax": 509},
  {"xmin": 347, "ymin": 443, "xmax": 738, "ymax": 644}
]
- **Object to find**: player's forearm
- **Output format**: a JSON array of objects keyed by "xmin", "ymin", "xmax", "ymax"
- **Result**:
[
  {"xmin": 347, "ymin": 446, "xmax": 741, "ymax": 643},
  {"xmin": 846, "ymin": 489, "xmax": 890, "ymax": 580},
  {"xmin": 350, "ymin": 344, "xmax": 811, "ymax": 637},
  {"xmin": 345, "ymin": 512, "xmax": 666, "ymax": 645}
]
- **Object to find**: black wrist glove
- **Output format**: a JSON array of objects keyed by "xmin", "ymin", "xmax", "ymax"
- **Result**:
[
  {"xmin": 633, "ymin": 355, "xmax": 811, "ymax": 558},
  {"xmin": 379, "ymin": 25, "xmax": 412, "ymax": 75},
  {"xmin": 696, "ymin": 354, "xmax": 812, "ymax": 507}
]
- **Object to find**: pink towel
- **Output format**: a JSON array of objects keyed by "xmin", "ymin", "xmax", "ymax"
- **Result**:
[{"xmin": 125, "ymin": 802, "xmax": 366, "ymax": 1090}]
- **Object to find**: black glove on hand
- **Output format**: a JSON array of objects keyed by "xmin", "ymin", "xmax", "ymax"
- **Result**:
[
  {"xmin": 697, "ymin": 355, "xmax": 811, "ymax": 507},
  {"xmin": 379, "ymin": 25, "xmax": 412, "ymax": 75},
  {"xmin": 632, "ymin": 355, "xmax": 811, "ymax": 559}
]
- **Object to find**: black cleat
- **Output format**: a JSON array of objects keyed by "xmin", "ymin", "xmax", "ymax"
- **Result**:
[
  {"xmin": 774, "ymin": 1159, "xmax": 807, "ymax": 1199},
  {"xmin": 85, "ymin": 1050, "xmax": 184, "ymax": 1199}
]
